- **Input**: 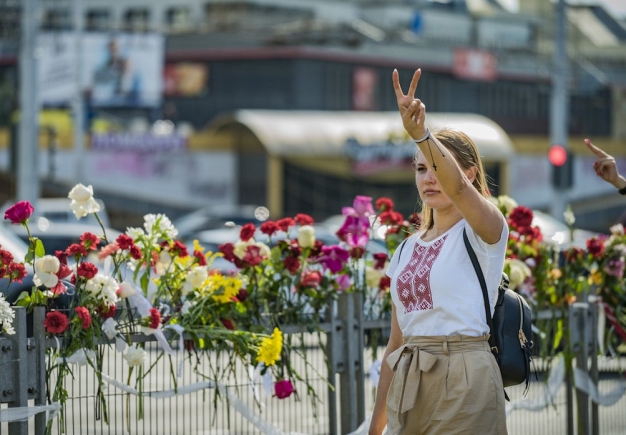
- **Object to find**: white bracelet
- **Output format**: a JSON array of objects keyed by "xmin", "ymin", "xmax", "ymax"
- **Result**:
[{"xmin": 413, "ymin": 127, "xmax": 431, "ymax": 144}]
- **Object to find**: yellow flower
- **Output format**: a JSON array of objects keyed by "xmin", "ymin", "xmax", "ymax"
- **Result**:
[
  {"xmin": 193, "ymin": 239, "xmax": 204, "ymax": 253},
  {"xmin": 256, "ymin": 328, "xmax": 283, "ymax": 366},
  {"xmin": 588, "ymin": 270, "xmax": 603, "ymax": 285},
  {"xmin": 200, "ymin": 273, "xmax": 242, "ymax": 303}
]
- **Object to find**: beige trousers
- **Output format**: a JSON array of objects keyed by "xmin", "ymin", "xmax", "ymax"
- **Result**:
[{"xmin": 385, "ymin": 335, "xmax": 508, "ymax": 435}]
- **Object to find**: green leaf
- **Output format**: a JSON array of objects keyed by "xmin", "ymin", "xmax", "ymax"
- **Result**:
[
  {"xmin": 25, "ymin": 250, "xmax": 34, "ymax": 263},
  {"xmin": 553, "ymin": 319, "xmax": 563, "ymax": 350},
  {"xmin": 35, "ymin": 238, "xmax": 45, "ymax": 258},
  {"xmin": 15, "ymin": 291, "xmax": 31, "ymax": 307}
]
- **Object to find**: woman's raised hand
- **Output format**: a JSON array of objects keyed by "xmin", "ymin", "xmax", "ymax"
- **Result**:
[
  {"xmin": 392, "ymin": 69, "xmax": 427, "ymax": 140},
  {"xmin": 585, "ymin": 138, "xmax": 623, "ymax": 187}
]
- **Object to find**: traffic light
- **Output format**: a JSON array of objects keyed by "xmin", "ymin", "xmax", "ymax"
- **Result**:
[{"xmin": 548, "ymin": 144, "xmax": 573, "ymax": 189}]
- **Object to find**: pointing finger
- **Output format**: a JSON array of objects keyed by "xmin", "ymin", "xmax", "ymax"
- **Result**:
[{"xmin": 584, "ymin": 138, "xmax": 609, "ymax": 159}]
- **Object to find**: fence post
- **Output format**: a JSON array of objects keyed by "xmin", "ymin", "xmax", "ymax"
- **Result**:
[
  {"xmin": 588, "ymin": 297, "xmax": 600, "ymax": 435},
  {"xmin": 353, "ymin": 291, "xmax": 365, "ymax": 427},
  {"xmin": 570, "ymin": 302, "xmax": 590, "ymax": 435},
  {"xmin": 326, "ymin": 297, "xmax": 342, "ymax": 435},
  {"xmin": 33, "ymin": 306, "xmax": 47, "ymax": 435},
  {"xmin": 336, "ymin": 291, "xmax": 359, "ymax": 434},
  {"xmin": 5, "ymin": 306, "xmax": 29, "ymax": 435}
]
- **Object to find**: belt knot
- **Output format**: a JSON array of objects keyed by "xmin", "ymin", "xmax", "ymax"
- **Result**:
[{"xmin": 386, "ymin": 344, "xmax": 437, "ymax": 414}]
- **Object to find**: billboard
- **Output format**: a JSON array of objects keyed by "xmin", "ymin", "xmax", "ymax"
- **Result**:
[{"xmin": 38, "ymin": 32, "xmax": 164, "ymax": 107}]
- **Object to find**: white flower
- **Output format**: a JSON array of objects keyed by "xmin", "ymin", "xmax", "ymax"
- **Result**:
[
  {"xmin": 65, "ymin": 348, "xmax": 96, "ymax": 366},
  {"xmin": 255, "ymin": 241, "xmax": 271, "ymax": 258},
  {"xmin": 85, "ymin": 274, "xmax": 120, "ymax": 306},
  {"xmin": 0, "ymin": 294, "xmax": 15, "ymax": 335},
  {"xmin": 507, "ymin": 259, "xmax": 532, "ymax": 290},
  {"xmin": 181, "ymin": 300, "xmax": 195, "ymax": 316},
  {"xmin": 154, "ymin": 250, "xmax": 173, "ymax": 276},
  {"xmin": 182, "ymin": 266, "xmax": 208, "ymax": 295},
  {"xmin": 126, "ymin": 227, "xmax": 145, "ymax": 240},
  {"xmin": 234, "ymin": 239, "xmax": 254, "ymax": 259},
  {"xmin": 297, "ymin": 225, "xmax": 316, "ymax": 248},
  {"xmin": 563, "ymin": 205, "xmax": 576, "ymax": 227},
  {"xmin": 497, "ymin": 195, "xmax": 518, "ymax": 216},
  {"xmin": 610, "ymin": 224, "xmax": 624, "ymax": 236},
  {"xmin": 123, "ymin": 345, "xmax": 146, "ymax": 367},
  {"xmin": 144, "ymin": 214, "xmax": 178, "ymax": 240},
  {"xmin": 33, "ymin": 255, "xmax": 60, "ymax": 288},
  {"xmin": 101, "ymin": 318, "xmax": 118, "ymax": 340},
  {"xmin": 118, "ymin": 281, "xmax": 137, "ymax": 299},
  {"xmin": 68, "ymin": 183, "xmax": 101, "ymax": 219}
]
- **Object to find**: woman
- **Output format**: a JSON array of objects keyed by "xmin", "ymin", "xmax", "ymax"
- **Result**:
[{"xmin": 368, "ymin": 69, "xmax": 508, "ymax": 435}]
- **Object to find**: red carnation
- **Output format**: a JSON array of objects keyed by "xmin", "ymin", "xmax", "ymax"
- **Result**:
[
  {"xmin": 43, "ymin": 311, "xmax": 69, "ymax": 334},
  {"xmin": 171, "ymin": 240, "xmax": 189, "ymax": 257},
  {"xmin": 77, "ymin": 262, "xmax": 98, "ymax": 279},
  {"xmin": 260, "ymin": 221, "xmax": 279, "ymax": 236},
  {"xmin": 66, "ymin": 243, "xmax": 88, "ymax": 257},
  {"xmin": 379, "ymin": 276, "xmax": 391, "ymax": 291},
  {"xmin": 97, "ymin": 304, "xmax": 117, "ymax": 319},
  {"xmin": 508, "ymin": 206, "xmax": 534, "ymax": 230},
  {"xmin": 219, "ymin": 242, "xmax": 236, "ymax": 262},
  {"xmin": 586, "ymin": 237, "xmax": 605, "ymax": 259},
  {"xmin": 239, "ymin": 223, "xmax": 256, "ymax": 242},
  {"xmin": 294, "ymin": 214, "xmax": 314, "ymax": 226},
  {"xmin": 80, "ymin": 232, "xmax": 101, "ymax": 250},
  {"xmin": 56, "ymin": 263, "xmax": 73, "ymax": 280},
  {"xmin": 129, "ymin": 245, "xmax": 142, "ymax": 260},
  {"xmin": 4, "ymin": 201, "xmax": 34, "ymax": 225},
  {"xmin": 0, "ymin": 249, "xmax": 13, "ymax": 266},
  {"xmin": 55, "ymin": 250, "xmax": 68, "ymax": 265},
  {"xmin": 373, "ymin": 253, "xmax": 388, "ymax": 270},
  {"xmin": 194, "ymin": 250, "xmax": 207, "ymax": 266},
  {"xmin": 243, "ymin": 245, "xmax": 263, "ymax": 266},
  {"xmin": 375, "ymin": 197, "xmax": 394, "ymax": 212},
  {"xmin": 283, "ymin": 256, "xmax": 301, "ymax": 274},
  {"xmin": 221, "ymin": 319, "xmax": 235, "ymax": 330},
  {"xmin": 276, "ymin": 217, "xmax": 295, "ymax": 232},
  {"xmin": 9, "ymin": 263, "xmax": 27, "ymax": 283},
  {"xmin": 238, "ymin": 288, "xmax": 249, "ymax": 302},
  {"xmin": 74, "ymin": 306, "xmax": 92, "ymax": 329},
  {"xmin": 148, "ymin": 307, "xmax": 161, "ymax": 329},
  {"xmin": 116, "ymin": 234, "xmax": 134, "ymax": 250}
]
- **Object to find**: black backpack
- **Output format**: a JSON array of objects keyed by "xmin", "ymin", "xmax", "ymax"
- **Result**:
[{"xmin": 462, "ymin": 229, "xmax": 534, "ymax": 391}]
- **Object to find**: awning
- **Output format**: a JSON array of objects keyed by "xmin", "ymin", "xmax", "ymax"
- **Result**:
[{"xmin": 208, "ymin": 109, "xmax": 515, "ymax": 161}]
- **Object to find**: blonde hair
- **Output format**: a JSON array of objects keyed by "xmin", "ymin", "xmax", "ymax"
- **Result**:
[{"xmin": 417, "ymin": 128, "xmax": 490, "ymax": 230}]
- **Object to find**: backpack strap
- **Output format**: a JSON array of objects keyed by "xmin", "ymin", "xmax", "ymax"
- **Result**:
[{"xmin": 462, "ymin": 228, "xmax": 497, "ymax": 352}]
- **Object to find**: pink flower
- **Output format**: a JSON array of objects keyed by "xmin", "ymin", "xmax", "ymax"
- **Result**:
[
  {"xmin": 318, "ymin": 245, "xmax": 350, "ymax": 273},
  {"xmin": 336, "ymin": 274, "xmax": 351, "ymax": 291},
  {"xmin": 337, "ymin": 215, "xmax": 370, "ymax": 249},
  {"xmin": 604, "ymin": 257, "xmax": 625, "ymax": 278},
  {"xmin": 274, "ymin": 379, "xmax": 295, "ymax": 399},
  {"xmin": 342, "ymin": 195, "xmax": 374, "ymax": 218},
  {"xmin": 300, "ymin": 270, "xmax": 322, "ymax": 289},
  {"xmin": 4, "ymin": 201, "xmax": 34, "ymax": 224}
]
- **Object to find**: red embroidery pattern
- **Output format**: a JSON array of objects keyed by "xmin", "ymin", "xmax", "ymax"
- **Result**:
[{"xmin": 396, "ymin": 236, "xmax": 447, "ymax": 313}]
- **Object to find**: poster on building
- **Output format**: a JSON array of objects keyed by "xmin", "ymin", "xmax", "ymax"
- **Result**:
[
  {"xmin": 352, "ymin": 67, "xmax": 378, "ymax": 111},
  {"xmin": 38, "ymin": 32, "xmax": 164, "ymax": 107},
  {"xmin": 163, "ymin": 63, "xmax": 208, "ymax": 97}
]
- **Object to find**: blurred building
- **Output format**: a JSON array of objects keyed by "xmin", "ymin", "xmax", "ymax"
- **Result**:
[{"xmin": 0, "ymin": 0, "xmax": 624, "ymax": 229}]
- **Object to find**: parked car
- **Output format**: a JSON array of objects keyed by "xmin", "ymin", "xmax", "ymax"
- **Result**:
[
  {"xmin": 173, "ymin": 204, "xmax": 270, "ymax": 243},
  {"xmin": 531, "ymin": 210, "xmax": 600, "ymax": 250}
]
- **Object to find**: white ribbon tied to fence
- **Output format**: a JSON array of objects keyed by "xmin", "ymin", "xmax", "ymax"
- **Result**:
[{"xmin": 0, "ymin": 402, "xmax": 61, "ymax": 423}]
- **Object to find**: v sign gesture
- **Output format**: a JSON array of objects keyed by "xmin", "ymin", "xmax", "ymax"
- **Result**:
[
  {"xmin": 392, "ymin": 69, "xmax": 427, "ymax": 140},
  {"xmin": 585, "ymin": 138, "xmax": 626, "ymax": 191}
]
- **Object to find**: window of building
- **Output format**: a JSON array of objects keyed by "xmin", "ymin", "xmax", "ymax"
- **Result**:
[
  {"xmin": 86, "ymin": 9, "xmax": 111, "ymax": 31},
  {"xmin": 42, "ymin": 8, "xmax": 71, "ymax": 31},
  {"xmin": 123, "ymin": 8, "xmax": 150, "ymax": 32},
  {"xmin": 166, "ymin": 7, "xmax": 193, "ymax": 33}
]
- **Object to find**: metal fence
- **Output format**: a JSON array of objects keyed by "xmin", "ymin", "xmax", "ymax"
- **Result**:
[{"xmin": 2, "ymin": 294, "xmax": 626, "ymax": 435}]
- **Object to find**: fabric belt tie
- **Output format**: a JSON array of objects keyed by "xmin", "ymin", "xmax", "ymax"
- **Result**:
[{"xmin": 386, "ymin": 344, "xmax": 437, "ymax": 414}]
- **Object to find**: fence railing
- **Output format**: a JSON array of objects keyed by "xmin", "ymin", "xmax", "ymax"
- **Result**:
[{"xmin": 1, "ymin": 294, "xmax": 626, "ymax": 435}]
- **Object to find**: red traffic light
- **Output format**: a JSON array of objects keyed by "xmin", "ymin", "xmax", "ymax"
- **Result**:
[{"xmin": 548, "ymin": 144, "xmax": 568, "ymax": 167}]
